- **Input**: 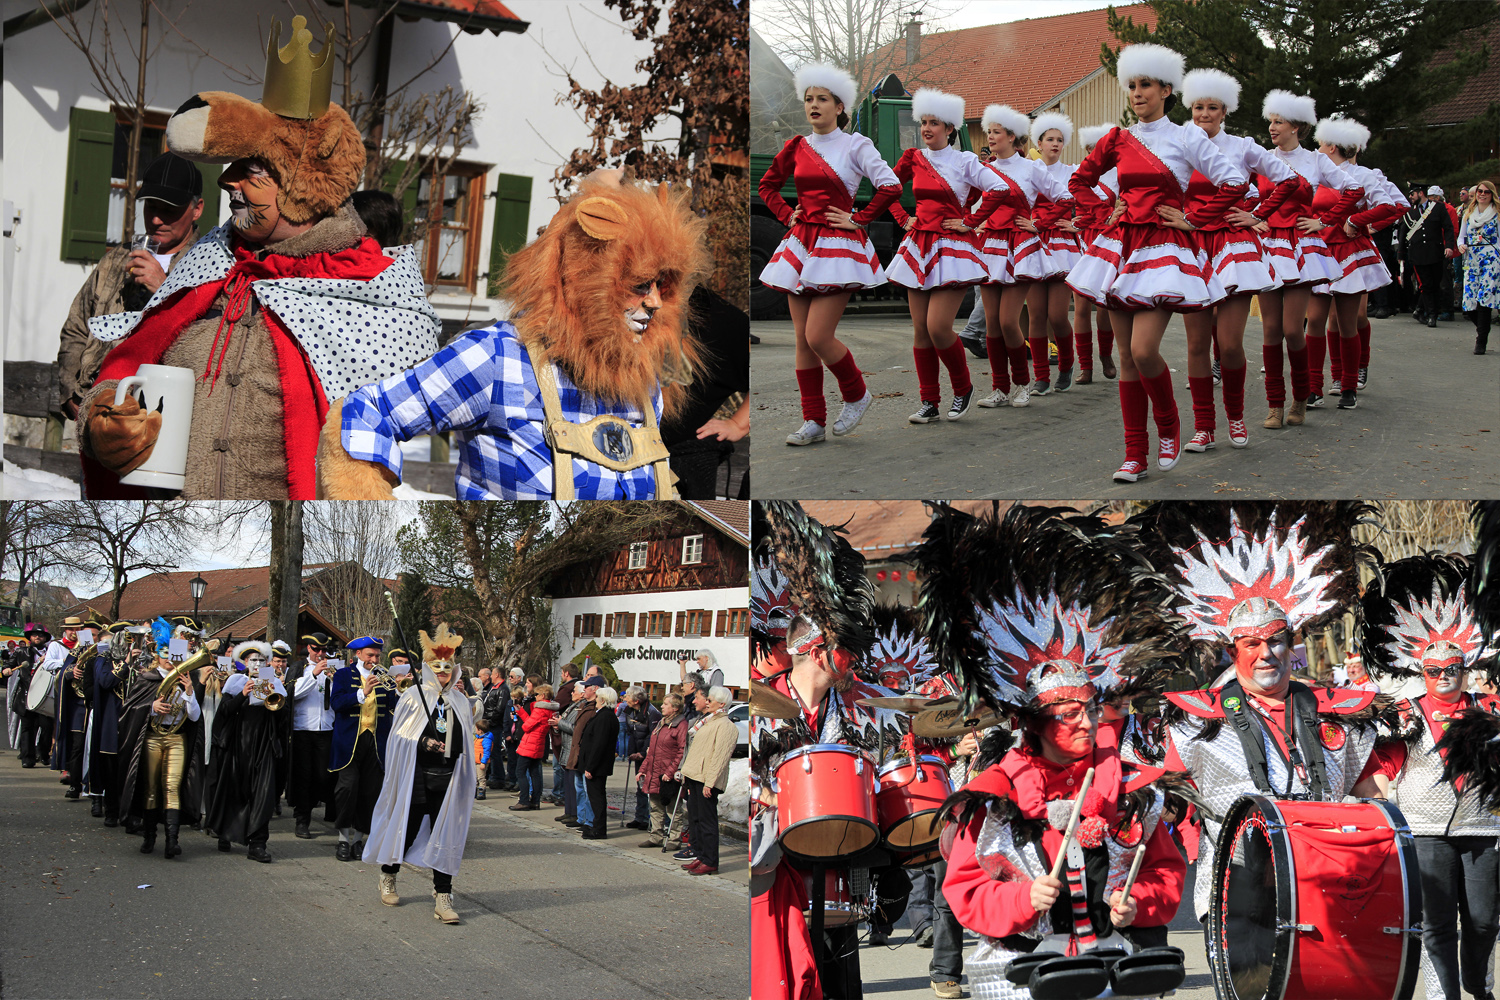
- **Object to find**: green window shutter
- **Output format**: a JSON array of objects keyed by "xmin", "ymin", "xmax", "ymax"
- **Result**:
[
  {"xmin": 488, "ymin": 172, "xmax": 532, "ymax": 297},
  {"xmin": 194, "ymin": 163, "xmax": 222, "ymax": 238},
  {"xmin": 61, "ymin": 107, "xmax": 117, "ymax": 262}
]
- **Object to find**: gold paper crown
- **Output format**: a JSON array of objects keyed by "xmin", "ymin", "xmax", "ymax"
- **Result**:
[{"xmin": 262, "ymin": 15, "xmax": 334, "ymax": 120}]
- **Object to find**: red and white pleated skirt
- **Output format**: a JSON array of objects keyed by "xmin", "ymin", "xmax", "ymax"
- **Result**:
[
  {"xmin": 886, "ymin": 229, "xmax": 989, "ymax": 290},
  {"xmin": 1200, "ymin": 227, "xmax": 1278, "ymax": 297},
  {"xmin": 1311, "ymin": 236, "xmax": 1392, "ymax": 295},
  {"xmin": 1068, "ymin": 224, "xmax": 1225, "ymax": 313},
  {"xmin": 1260, "ymin": 226, "xmax": 1344, "ymax": 287},
  {"xmin": 979, "ymin": 227, "xmax": 1050, "ymax": 285},
  {"xmin": 759, "ymin": 222, "xmax": 888, "ymax": 295},
  {"xmin": 1037, "ymin": 228, "xmax": 1082, "ymax": 277}
]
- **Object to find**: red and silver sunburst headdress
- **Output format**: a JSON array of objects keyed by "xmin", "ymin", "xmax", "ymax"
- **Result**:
[
  {"xmin": 751, "ymin": 553, "xmax": 795, "ymax": 645},
  {"xmin": 755, "ymin": 501, "xmax": 875, "ymax": 671},
  {"xmin": 912, "ymin": 504, "xmax": 1189, "ymax": 715},
  {"xmin": 863, "ymin": 604, "xmax": 939, "ymax": 693},
  {"xmin": 1362, "ymin": 551, "xmax": 1492, "ymax": 679},
  {"xmin": 1133, "ymin": 502, "xmax": 1375, "ymax": 648}
]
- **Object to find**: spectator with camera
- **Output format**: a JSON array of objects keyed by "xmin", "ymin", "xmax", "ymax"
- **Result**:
[{"xmin": 511, "ymin": 684, "xmax": 558, "ymax": 811}]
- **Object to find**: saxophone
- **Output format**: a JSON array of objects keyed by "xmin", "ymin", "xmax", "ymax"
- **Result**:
[
  {"xmin": 150, "ymin": 641, "xmax": 219, "ymax": 736},
  {"xmin": 69, "ymin": 642, "xmax": 98, "ymax": 699}
]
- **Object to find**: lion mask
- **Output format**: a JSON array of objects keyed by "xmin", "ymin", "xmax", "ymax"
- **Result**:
[{"xmin": 502, "ymin": 171, "xmax": 711, "ymax": 416}]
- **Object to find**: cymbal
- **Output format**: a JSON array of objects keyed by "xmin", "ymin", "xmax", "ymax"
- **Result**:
[
  {"xmin": 749, "ymin": 681, "xmax": 800, "ymax": 720},
  {"xmin": 856, "ymin": 696, "xmax": 960, "ymax": 713},
  {"xmin": 911, "ymin": 704, "xmax": 1002, "ymax": 739}
]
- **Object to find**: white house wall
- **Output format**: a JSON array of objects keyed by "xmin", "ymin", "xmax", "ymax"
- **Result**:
[
  {"xmin": 551, "ymin": 587, "xmax": 749, "ymax": 690},
  {"xmin": 2, "ymin": 0, "xmax": 671, "ymax": 363}
]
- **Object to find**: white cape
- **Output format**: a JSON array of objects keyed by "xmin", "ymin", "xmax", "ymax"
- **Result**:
[{"xmin": 362, "ymin": 666, "xmax": 476, "ymax": 876}]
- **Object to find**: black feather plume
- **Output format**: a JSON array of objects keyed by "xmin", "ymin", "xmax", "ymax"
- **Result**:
[
  {"xmin": 1437, "ymin": 707, "xmax": 1500, "ymax": 813},
  {"xmin": 756, "ymin": 501, "xmax": 875, "ymax": 661}
]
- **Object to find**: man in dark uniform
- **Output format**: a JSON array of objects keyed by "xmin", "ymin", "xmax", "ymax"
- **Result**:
[
  {"xmin": 90, "ymin": 622, "xmax": 136, "ymax": 826},
  {"xmin": 1399, "ymin": 184, "xmax": 1457, "ymax": 327},
  {"xmin": 15, "ymin": 625, "xmax": 53, "ymax": 767},
  {"xmin": 330, "ymin": 636, "xmax": 397, "ymax": 861}
]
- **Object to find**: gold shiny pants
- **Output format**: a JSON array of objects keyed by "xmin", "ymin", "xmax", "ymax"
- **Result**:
[{"xmin": 143, "ymin": 730, "xmax": 186, "ymax": 811}]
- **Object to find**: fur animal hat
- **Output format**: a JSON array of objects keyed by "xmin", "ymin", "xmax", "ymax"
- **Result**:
[
  {"xmin": 794, "ymin": 63, "xmax": 859, "ymax": 111},
  {"xmin": 500, "ymin": 170, "xmax": 709, "ymax": 416},
  {"xmin": 1263, "ymin": 89, "xmax": 1317, "ymax": 126},
  {"xmin": 911, "ymin": 88, "xmax": 966, "ymax": 128},
  {"xmin": 982, "ymin": 104, "xmax": 1031, "ymax": 140},
  {"xmin": 1115, "ymin": 43, "xmax": 1185, "ymax": 92},
  {"xmin": 1029, "ymin": 111, "xmax": 1073, "ymax": 147},
  {"xmin": 164, "ymin": 16, "xmax": 364, "ymax": 225},
  {"xmin": 1078, "ymin": 124, "xmax": 1114, "ymax": 149},
  {"xmin": 1315, "ymin": 116, "xmax": 1371, "ymax": 152},
  {"xmin": 1182, "ymin": 68, "xmax": 1241, "ymax": 113},
  {"xmin": 232, "ymin": 640, "xmax": 274, "ymax": 664}
]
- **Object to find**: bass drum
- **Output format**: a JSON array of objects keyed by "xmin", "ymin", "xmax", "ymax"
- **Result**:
[
  {"xmin": 1208, "ymin": 795, "xmax": 1421, "ymax": 1000},
  {"xmin": 774, "ymin": 744, "xmax": 879, "ymax": 859},
  {"xmin": 25, "ymin": 667, "xmax": 55, "ymax": 713}
]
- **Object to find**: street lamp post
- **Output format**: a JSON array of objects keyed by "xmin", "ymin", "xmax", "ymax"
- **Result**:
[{"xmin": 189, "ymin": 575, "xmax": 207, "ymax": 620}]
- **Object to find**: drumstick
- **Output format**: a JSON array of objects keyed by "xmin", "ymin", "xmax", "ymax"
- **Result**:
[
  {"xmin": 1118, "ymin": 837, "xmax": 1150, "ymax": 905},
  {"xmin": 1047, "ymin": 767, "xmax": 1095, "ymax": 881}
]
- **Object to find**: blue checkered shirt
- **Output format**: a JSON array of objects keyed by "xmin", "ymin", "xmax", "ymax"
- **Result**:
[{"xmin": 340, "ymin": 320, "xmax": 664, "ymax": 499}]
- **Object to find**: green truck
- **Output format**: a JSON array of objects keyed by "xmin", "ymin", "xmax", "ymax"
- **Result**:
[
  {"xmin": 750, "ymin": 73, "xmax": 974, "ymax": 321},
  {"xmin": 0, "ymin": 604, "xmax": 24, "ymax": 639}
]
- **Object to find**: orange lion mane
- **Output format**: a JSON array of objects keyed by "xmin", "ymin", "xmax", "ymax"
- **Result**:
[{"xmin": 500, "ymin": 171, "xmax": 711, "ymax": 417}]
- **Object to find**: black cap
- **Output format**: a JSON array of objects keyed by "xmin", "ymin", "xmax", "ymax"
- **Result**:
[{"xmin": 138, "ymin": 152, "xmax": 203, "ymax": 207}]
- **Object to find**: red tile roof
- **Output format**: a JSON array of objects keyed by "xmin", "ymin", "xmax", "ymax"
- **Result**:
[
  {"xmin": 1419, "ymin": 19, "xmax": 1500, "ymax": 126},
  {"xmin": 208, "ymin": 603, "xmax": 346, "ymax": 645},
  {"xmin": 62, "ymin": 566, "xmax": 272, "ymax": 623},
  {"xmin": 686, "ymin": 500, "xmax": 749, "ymax": 544},
  {"xmin": 882, "ymin": 3, "xmax": 1159, "ymax": 117}
]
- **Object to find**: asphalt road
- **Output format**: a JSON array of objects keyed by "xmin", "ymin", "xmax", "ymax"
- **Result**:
[
  {"xmin": 750, "ymin": 307, "xmax": 1499, "ymax": 499},
  {"xmin": 0, "ymin": 752, "xmax": 747, "ymax": 1000}
]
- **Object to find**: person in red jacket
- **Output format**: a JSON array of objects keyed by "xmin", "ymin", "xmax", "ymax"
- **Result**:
[{"xmin": 511, "ymin": 685, "xmax": 558, "ymax": 811}]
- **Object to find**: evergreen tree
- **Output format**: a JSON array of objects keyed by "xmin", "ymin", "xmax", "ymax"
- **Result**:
[{"xmin": 394, "ymin": 571, "xmax": 434, "ymax": 654}]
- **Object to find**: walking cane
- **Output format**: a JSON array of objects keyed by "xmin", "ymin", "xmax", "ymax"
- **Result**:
[
  {"xmin": 619, "ymin": 756, "xmax": 635, "ymax": 830},
  {"xmin": 664, "ymin": 776, "xmax": 687, "ymax": 841}
]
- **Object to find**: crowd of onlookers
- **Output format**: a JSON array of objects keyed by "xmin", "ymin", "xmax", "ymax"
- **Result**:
[
  {"xmin": 469, "ymin": 652, "xmax": 740, "ymax": 876},
  {"xmin": 1380, "ymin": 182, "xmax": 1497, "ymax": 354}
]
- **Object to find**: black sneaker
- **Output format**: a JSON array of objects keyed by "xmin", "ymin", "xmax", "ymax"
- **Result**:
[
  {"xmin": 1306, "ymin": 392, "xmax": 1324, "ymax": 408},
  {"xmin": 959, "ymin": 333, "xmax": 988, "ymax": 358},
  {"xmin": 672, "ymin": 847, "xmax": 697, "ymax": 861},
  {"xmin": 908, "ymin": 401, "xmax": 942, "ymax": 424},
  {"xmin": 946, "ymin": 390, "xmax": 973, "ymax": 421},
  {"xmin": 1338, "ymin": 389, "xmax": 1358, "ymax": 409},
  {"xmin": 1357, "ymin": 366, "xmax": 1368, "ymax": 390}
]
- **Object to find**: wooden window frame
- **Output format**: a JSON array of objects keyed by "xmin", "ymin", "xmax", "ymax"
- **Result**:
[
  {"xmin": 413, "ymin": 161, "xmax": 487, "ymax": 293},
  {"xmin": 685, "ymin": 609, "xmax": 707, "ymax": 636},
  {"xmin": 628, "ymin": 542, "xmax": 650, "ymax": 570},
  {"xmin": 727, "ymin": 609, "xmax": 749, "ymax": 636},
  {"xmin": 681, "ymin": 535, "xmax": 704, "ymax": 565}
]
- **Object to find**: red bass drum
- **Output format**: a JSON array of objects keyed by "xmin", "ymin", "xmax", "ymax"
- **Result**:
[
  {"xmin": 1208, "ymin": 795, "xmax": 1421, "ymax": 1000},
  {"xmin": 775, "ymin": 744, "xmax": 879, "ymax": 859}
]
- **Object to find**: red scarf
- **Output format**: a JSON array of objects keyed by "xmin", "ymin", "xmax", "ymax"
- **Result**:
[{"xmin": 84, "ymin": 234, "xmax": 392, "ymax": 499}]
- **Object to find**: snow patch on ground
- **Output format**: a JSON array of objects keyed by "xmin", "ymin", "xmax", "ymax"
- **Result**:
[{"xmin": 3, "ymin": 466, "xmax": 81, "ymax": 498}]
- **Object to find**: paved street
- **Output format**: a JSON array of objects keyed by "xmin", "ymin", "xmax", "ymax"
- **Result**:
[
  {"xmin": 751, "ymin": 309, "xmax": 1498, "ymax": 499},
  {"xmin": 0, "ymin": 753, "xmax": 746, "ymax": 1000}
]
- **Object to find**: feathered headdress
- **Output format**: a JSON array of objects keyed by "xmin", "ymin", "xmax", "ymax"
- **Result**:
[
  {"xmin": 419, "ymin": 623, "xmax": 463, "ymax": 667},
  {"xmin": 151, "ymin": 616, "xmax": 174, "ymax": 651},
  {"xmin": 911, "ymin": 504, "xmax": 1189, "ymax": 715},
  {"xmin": 1078, "ymin": 123, "xmax": 1114, "ymax": 149},
  {"xmin": 1263, "ymin": 89, "xmax": 1317, "ymax": 126},
  {"xmin": 1182, "ymin": 68, "xmax": 1240, "ymax": 113},
  {"xmin": 757, "ymin": 501, "xmax": 874, "ymax": 667},
  {"xmin": 794, "ymin": 62, "xmax": 859, "ymax": 111},
  {"xmin": 981, "ymin": 104, "xmax": 1031, "ymax": 139},
  {"xmin": 1472, "ymin": 501, "xmax": 1500, "ymax": 648},
  {"xmin": 911, "ymin": 88, "xmax": 966, "ymax": 128},
  {"xmin": 1362, "ymin": 552, "xmax": 1491, "ymax": 681},
  {"xmin": 862, "ymin": 603, "xmax": 940, "ymax": 692},
  {"xmin": 232, "ymin": 640, "xmax": 273, "ymax": 664},
  {"xmin": 751, "ymin": 552, "xmax": 796, "ymax": 655},
  {"xmin": 1029, "ymin": 111, "xmax": 1073, "ymax": 147},
  {"xmin": 1131, "ymin": 502, "xmax": 1377, "ymax": 646}
]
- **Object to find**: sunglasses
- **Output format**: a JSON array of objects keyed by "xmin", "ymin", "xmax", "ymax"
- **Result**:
[{"xmin": 1423, "ymin": 665, "xmax": 1462, "ymax": 679}]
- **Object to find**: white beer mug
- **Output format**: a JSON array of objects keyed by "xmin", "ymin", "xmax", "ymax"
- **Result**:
[{"xmin": 113, "ymin": 364, "xmax": 195, "ymax": 490}]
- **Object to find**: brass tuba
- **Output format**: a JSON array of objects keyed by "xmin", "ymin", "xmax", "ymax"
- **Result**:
[
  {"xmin": 68, "ymin": 641, "xmax": 99, "ymax": 700},
  {"xmin": 151, "ymin": 641, "xmax": 220, "ymax": 735}
]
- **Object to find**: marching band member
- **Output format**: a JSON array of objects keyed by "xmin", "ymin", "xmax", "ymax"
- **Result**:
[
  {"xmin": 14, "ymin": 624, "xmax": 54, "ymax": 768},
  {"xmin": 1070, "ymin": 124, "xmax": 1118, "ymax": 386},
  {"xmin": 89, "ymin": 622, "xmax": 135, "ymax": 826},
  {"xmin": 973, "ymin": 104, "xmax": 1049, "ymax": 410},
  {"xmin": 50, "ymin": 615, "xmax": 92, "ymax": 800},
  {"xmin": 1025, "ymin": 112, "xmax": 1082, "ymax": 395},
  {"xmin": 1122, "ymin": 502, "xmax": 1388, "ymax": 925},
  {"xmin": 759, "ymin": 63, "xmax": 902, "ymax": 447},
  {"xmin": 886, "ymin": 88, "xmax": 1008, "ymax": 424},
  {"xmin": 204, "ymin": 641, "xmax": 287, "ymax": 862},
  {"xmin": 329, "ymin": 635, "xmax": 398, "ymax": 861},
  {"xmin": 1177, "ymin": 68, "xmax": 1296, "ymax": 451},
  {"xmin": 118, "ymin": 618, "xmax": 207, "ymax": 859},
  {"xmin": 1362, "ymin": 554, "xmax": 1500, "ymax": 1000},
  {"xmin": 365, "ymin": 624, "xmax": 477, "ymax": 925},
  {"xmin": 285, "ymin": 632, "xmax": 338, "ymax": 839},
  {"xmin": 1257, "ymin": 90, "xmax": 1363, "ymax": 427},
  {"xmin": 1305, "ymin": 116, "xmax": 1407, "ymax": 409},
  {"xmin": 1067, "ymin": 44, "xmax": 1248, "ymax": 481},
  {"xmin": 912, "ymin": 503, "xmax": 1191, "ymax": 997}
]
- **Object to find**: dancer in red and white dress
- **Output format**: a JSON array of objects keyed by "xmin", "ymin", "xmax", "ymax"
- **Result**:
[
  {"xmin": 972, "ymin": 104, "xmax": 1051, "ymax": 410},
  {"xmin": 1175, "ymin": 68, "xmax": 1297, "ymax": 452},
  {"xmin": 886, "ymin": 88, "xmax": 1007, "ymax": 424},
  {"xmin": 759, "ymin": 64, "xmax": 904, "ymax": 447},
  {"xmin": 1071, "ymin": 124, "xmax": 1119, "ymax": 386},
  {"xmin": 1067, "ymin": 44, "xmax": 1248, "ymax": 482},
  {"xmin": 1024, "ymin": 112, "xmax": 1083, "ymax": 395},
  {"xmin": 1256, "ymin": 90, "xmax": 1363, "ymax": 430},
  {"xmin": 1303, "ymin": 116, "xmax": 1407, "ymax": 411}
]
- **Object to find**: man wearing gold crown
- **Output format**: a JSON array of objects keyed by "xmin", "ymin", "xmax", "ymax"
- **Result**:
[
  {"xmin": 75, "ymin": 16, "xmax": 439, "ymax": 499},
  {"xmin": 363, "ymin": 625, "xmax": 476, "ymax": 925}
]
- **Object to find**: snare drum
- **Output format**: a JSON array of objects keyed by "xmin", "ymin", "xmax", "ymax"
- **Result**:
[
  {"xmin": 802, "ymin": 868, "xmax": 861, "ymax": 927},
  {"xmin": 775, "ymin": 744, "xmax": 878, "ymax": 859},
  {"xmin": 876, "ymin": 755, "xmax": 952, "ymax": 850},
  {"xmin": 1208, "ymin": 795, "xmax": 1421, "ymax": 1000}
]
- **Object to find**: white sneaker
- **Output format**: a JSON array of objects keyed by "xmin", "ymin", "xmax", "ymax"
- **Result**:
[
  {"xmin": 785, "ymin": 421, "xmax": 825, "ymax": 446},
  {"xmin": 832, "ymin": 392, "xmax": 873, "ymax": 436},
  {"xmin": 1010, "ymin": 383, "xmax": 1031, "ymax": 408},
  {"xmin": 978, "ymin": 388, "xmax": 1010, "ymax": 408}
]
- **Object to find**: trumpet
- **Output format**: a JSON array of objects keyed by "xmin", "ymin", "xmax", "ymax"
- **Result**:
[
  {"xmin": 357, "ymin": 667, "xmax": 398, "ymax": 731},
  {"xmin": 246, "ymin": 674, "xmax": 285, "ymax": 711}
]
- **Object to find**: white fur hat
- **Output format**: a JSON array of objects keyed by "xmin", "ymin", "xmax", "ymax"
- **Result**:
[
  {"xmin": 232, "ymin": 640, "xmax": 273, "ymax": 663},
  {"xmin": 981, "ymin": 103, "xmax": 1031, "ymax": 139},
  {"xmin": 1030, "ymin": 111, "xmax": 1073, "ymax": 147},
  {"xmin": 1115, "ymin": 43, "xmax": 1185, "ymax": 92},
  {"xmin": 1078, "ymin": 123, "xmax": 1114, "ymax": 148},
  {"xmin": 1314, "ymin": 116, "xmax": 1370, "ymax": 152},
  {"xmin": 1181, "ymin": 68, "xmax": 1240, "ymax": 114},
  {"xmin": 794, "ymin": 62, "xmax": 859, "ymax": 112},
  {"xmin": 1263, "ymin": 89, "xmax": 1316, "ymax": 125},
  {"xmin": 911, "ymin": 88, "xmax": 967, "ymax": 128}
]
